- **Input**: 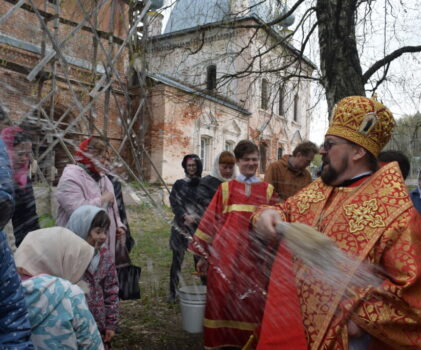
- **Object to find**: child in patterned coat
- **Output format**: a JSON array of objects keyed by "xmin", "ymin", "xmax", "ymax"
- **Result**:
[{"xmin": 67, "ymin": 205, "xmax": 119, "ymax": 349}]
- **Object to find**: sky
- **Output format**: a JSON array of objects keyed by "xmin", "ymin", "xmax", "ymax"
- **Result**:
[{"xmin": 157, "ymin": 0, "xmax": 421, "ymax": 144}]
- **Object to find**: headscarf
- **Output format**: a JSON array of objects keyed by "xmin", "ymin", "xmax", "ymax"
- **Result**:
[
  {"xmin": 66, "ymin": 205, "xmax": 104, "ymax": 239},
  {"xmin": 75, "ymin": 137, "xmax": 101, "ymax": 175},
  {"xmin": 0, "ymin": 126, "xmax": 29, "ymax": 187},
  {"xmin": 181, "ymin": 154, "xmax": 203, "ymax": 177},
  {"xmin": 14, "ymin": 227, "xmax": 94, "ymax": 284},
  {"xmin": 210, "ymin": 151, "xmax": 237, "ymax": 182},
  {"xmin": 66, "ymin": 205, "xmax": 105, "ymax": 273}
]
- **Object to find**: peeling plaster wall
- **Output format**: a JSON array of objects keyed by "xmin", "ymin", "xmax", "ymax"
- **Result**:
[
  {"xmin": 148, "ymin": 18, "xmax": 314, "ymax": 174},
  {"xmin": 145, "ymin": 84, "xmax": 248, "ymax": 183}
]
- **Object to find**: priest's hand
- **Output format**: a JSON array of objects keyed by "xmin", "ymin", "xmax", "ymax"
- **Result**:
[{"xmin": 254, "ymin": 209, "xmax": 282, "ymax": 242}]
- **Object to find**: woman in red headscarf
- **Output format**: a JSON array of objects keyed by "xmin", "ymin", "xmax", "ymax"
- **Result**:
[
  {"xmin": 0, "ymin": 126, "xmax": 40, "ymax": 247},
  {"xmin": 55, "ymin": 137, "xmax": 125, "ymax": 261}
]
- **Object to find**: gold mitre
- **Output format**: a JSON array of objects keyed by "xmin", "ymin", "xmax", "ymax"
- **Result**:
[{"xmin": 326, "ymin": 96, "xmax": 395, "ymax": 156}]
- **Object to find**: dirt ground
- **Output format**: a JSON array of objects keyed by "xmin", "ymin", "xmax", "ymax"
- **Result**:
[{"xmin": 113, "ymin": 204, "xmax": 204, "ymax": 350}]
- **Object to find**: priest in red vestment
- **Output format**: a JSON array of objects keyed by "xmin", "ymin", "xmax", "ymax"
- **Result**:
[
  {"xmin": 189, "ymin": 140, "xmax": 291, "ymax": 349},
  {"xmin": 253, "ymin": 96, "xmax": 421, "ymax": 350}
]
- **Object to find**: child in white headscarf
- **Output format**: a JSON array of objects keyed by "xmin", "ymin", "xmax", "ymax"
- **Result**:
[
  {"xmin": 66, "ymin": 205, "xmax": 119, "ymax": 349},
  {"xmin": 14, "ymin": 227, "xmax": 104, "ymax": 350}
]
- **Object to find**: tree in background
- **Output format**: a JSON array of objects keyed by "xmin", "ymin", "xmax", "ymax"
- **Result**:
[{"xmin": 384, "ymin": 112, "xmax": 421, "ymax": 179}]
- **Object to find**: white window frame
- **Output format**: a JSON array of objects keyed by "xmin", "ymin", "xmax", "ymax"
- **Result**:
[{"xmin": 200, "ymin": 136, "xmax": 212, "ymax": 171}]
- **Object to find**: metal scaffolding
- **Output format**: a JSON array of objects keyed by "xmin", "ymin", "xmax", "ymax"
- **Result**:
[{"xmin": 0, "ymin": 0, "xmax": 168, "ymax": 207}]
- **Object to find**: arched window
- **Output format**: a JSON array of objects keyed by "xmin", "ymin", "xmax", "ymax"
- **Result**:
[{"xmin": 206, "ymin": 65, "xmax": 217, "ymax": 90}]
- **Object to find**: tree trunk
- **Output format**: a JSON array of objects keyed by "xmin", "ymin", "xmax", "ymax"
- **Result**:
[{"xmin": 316, "ymin": 0, "xmax": 365, "ymax": 116}]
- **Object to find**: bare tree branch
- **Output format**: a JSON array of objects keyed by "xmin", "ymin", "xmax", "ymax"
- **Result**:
[{"xmin": 363, "ymin": 45, "xmax": 421, "ymax": 83}]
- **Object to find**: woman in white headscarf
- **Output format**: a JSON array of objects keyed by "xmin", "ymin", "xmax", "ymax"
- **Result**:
[
  {"xmin": 14, "ymin": 227, "xmax": 104, "ymax": 350},
  {"xmin": 196, "ymin": 151, "xmax": 236, "ymax": 217}
]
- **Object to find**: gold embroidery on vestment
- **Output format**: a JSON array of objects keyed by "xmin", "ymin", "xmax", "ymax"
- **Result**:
[
  {"xmin": 343, "ymin": 198, "xmax": 385, "ymax": 233},
  {"xmin": 296, "ymin": 187, "xmax": 325, "ymax": 214}
]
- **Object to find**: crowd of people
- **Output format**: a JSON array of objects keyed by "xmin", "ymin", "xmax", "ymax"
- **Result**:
[
  {"xmin": 0, "ymin": 109, "xmax": 130, "ymax": 349},
  {"xmin": 170, "ymin": 96, "xmax": 421, "ymax": 350},
  {"xmin": 1, "ymin": 95, "xmax": 421, "ymax": 350}
]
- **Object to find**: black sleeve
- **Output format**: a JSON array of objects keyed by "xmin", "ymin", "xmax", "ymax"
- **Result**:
[
  {"xmin": 196, "ymin": 181, "xmax": 212, "ymax": 217},
  {"xmin": 169, "ymin": 180, "xmax": 188, "ymax": 222},
  {"xmin": 12, "ymin": 180, "xmax": 39, "ymax": 246}
]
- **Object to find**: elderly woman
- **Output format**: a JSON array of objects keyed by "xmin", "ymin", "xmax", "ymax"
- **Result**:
[
  {"xmin": 14, "ymin": 227, "xmax": 104, "ymax": 350},
  {"xmin": 56, "ymin": 137, "xmax": 125, "ymax": 261},
  {"xmin": 0, "ymin": 126, "xmax": 39, "ymax": 248}
]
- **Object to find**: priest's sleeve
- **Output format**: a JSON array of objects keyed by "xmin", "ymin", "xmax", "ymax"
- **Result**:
[{"xmin": 344, "ymin": 210, "xmax": 421, "ymax": 348}]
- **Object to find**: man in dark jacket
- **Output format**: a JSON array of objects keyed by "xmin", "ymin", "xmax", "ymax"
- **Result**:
[{"xmin": 169, "ymin": 154, "xmax": 202, "ymax": 302}]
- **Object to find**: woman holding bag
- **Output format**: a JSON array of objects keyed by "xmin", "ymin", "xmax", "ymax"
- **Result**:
[{"xmin": 55, "ymin": 137, "xmax": 125, "ymax": 261}]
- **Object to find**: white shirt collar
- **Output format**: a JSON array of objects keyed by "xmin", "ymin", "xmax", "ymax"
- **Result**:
[{"xmin": 236, "ymin": 174, "xmax": 261, "ymax": 184}]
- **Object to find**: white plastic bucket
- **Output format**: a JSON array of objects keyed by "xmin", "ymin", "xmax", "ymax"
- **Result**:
[{"xmin": 178, "ymin": 285, "xmax": 207, "ymax": 333}]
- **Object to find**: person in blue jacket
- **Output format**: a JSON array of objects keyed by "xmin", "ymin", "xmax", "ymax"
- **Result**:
[{"xmin": 0, "ymin": 137, "xmax": 33, "ymax": 348}]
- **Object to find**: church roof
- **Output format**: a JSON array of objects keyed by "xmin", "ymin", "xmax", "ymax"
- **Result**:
[
  {"xmin": 165, "ymin": 0, "xmax": 229, "ymax": 33},
  {"xmin": 164, "ymin": 0, "xmax": 292, "ymax": 34},
  {"xmin": 151, "ymin": 15, "xmax": 316, "ymax": 71},
  {"xmin": 146, "ymin": 72, "xmax": 251, "ymax": 115}
]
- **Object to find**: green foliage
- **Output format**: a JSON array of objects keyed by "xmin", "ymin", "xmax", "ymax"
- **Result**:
[
  {"xmin": 312, "ymin": 154, "xmax": 322, "ymax": 167},
  {"xmin": 385, "ymin": 112, "xmax": 421, "ymax": 179},
  {"xmin": 127, "ymin": 181, "xmax": 152, "ymax": 190},
  {"xmin": 39, "ymin": 214, "xmax": 56, "ymax": 228}
]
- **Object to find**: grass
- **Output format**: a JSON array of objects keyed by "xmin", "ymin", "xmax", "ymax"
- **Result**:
[{"xmin": 112, "ymin": 204, "xmax": 203, "ymax": 350}]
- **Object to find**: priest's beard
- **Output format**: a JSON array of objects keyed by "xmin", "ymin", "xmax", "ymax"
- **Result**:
[{"xmin": 321, "ymin": 155, "xmax": 348, "ymax": 186}]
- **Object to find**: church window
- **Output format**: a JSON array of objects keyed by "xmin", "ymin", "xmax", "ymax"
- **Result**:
[
  {"xmin": 201, "ymin": 136, "xmax": 212, "ymax": 170},
  {"xmin": 225, "ymin": 141, "xmax": 234, "ymax": 152},
  {"xmin": 293, "ymin": 94, "xmax": 299, "ymax": 122},
  {"xmin": 279, "ymin": 85, "xmax": 285, "ymax": 116},
  {"xmin": 277, "ymin": 146, "xmax": 283, "ymax": 160},
  {"xmin": 207, "ymin": 65, "xmax": 217, "ymax": 90},
  {"xmin": 261, "ymin": 79, "xmax": 269, "ymax": 110},
  {"xmin": 259, "ymin": 142, "xmax": 268, "ymax": 173}
]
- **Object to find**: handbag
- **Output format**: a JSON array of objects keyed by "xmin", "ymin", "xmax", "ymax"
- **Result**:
[{"xmin": 115, "ymin": 241, "xmax": 141, "ymax": 300}]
